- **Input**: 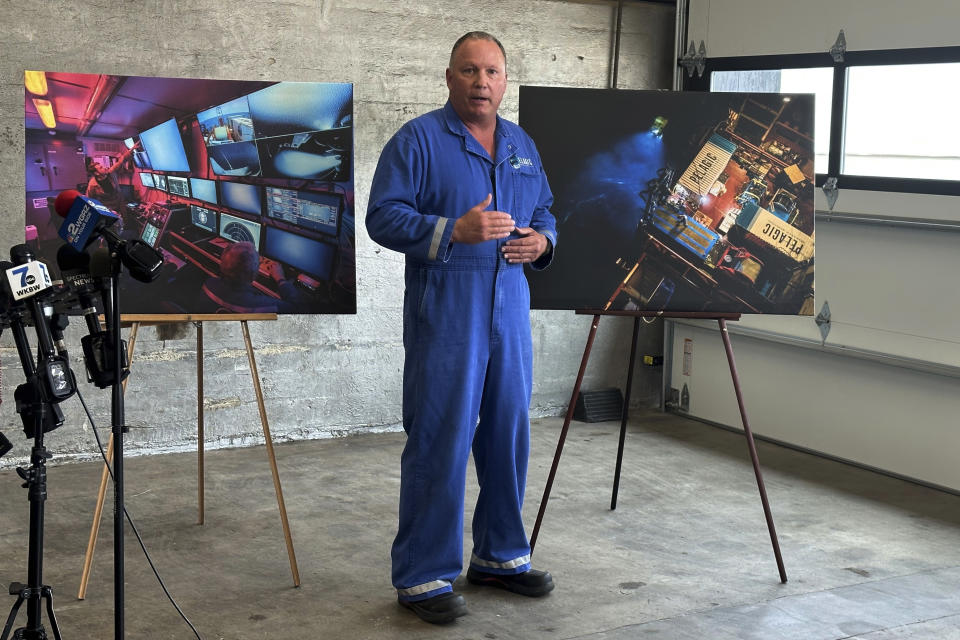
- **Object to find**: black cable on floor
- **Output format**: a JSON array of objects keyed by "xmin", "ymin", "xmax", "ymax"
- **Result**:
[{"xmin": 76, "ymin": 388, "xmax": 204, "ymax": 640}]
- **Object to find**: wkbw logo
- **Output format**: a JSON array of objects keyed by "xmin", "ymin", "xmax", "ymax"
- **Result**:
[{"xmin": 6, "ymin": 261, "xmax": 52, "ymax": 301}]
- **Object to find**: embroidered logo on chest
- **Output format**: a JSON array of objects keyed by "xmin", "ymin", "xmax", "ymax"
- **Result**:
[{"xmin": 509, "ymin": 155, "xmax": 534, "ymax": 169}]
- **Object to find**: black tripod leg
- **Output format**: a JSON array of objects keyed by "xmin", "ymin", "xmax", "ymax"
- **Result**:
[
  {"xmin": 1, "ymin": 594, "xmax": 25, "ymax": 640},
  {"xmin": 42, "ymin": 591, "xmax": 60, "ymax": 640},
  {"xmin": 611, "ymin": 316, "xmax": 641, "ymax": 510}
]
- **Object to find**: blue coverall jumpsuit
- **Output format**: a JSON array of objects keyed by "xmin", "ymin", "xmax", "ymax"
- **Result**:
[{"xmin": 366, "ymin": 101, "xmax": 558, "ymax": 602}]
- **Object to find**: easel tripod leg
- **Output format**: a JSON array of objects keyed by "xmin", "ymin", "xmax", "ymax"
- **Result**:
[
  {"xmin": 77, "ymin": 321, "xmax": 140, "ymax": 600},
  {"xmin": 197, "ymin": 322, "xmax": 204, "ymax": 526},
  {"xmin": 241, "ymin": 321, "xmax": 301, "ymax": 587},
  {"xmin": 530, "ymin": 315, "xmax": 602, "ymax": 554},
  {"xmin": 718, "ymin": 319, "xmax": 787, "ymax": 583},
  {"xmin": 611, "ymin": 317, "xmax": 641, "ymax": 511}
]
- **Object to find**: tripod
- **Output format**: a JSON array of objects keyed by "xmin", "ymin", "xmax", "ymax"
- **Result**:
[
  {"xmin": 1, "ymin": 419, "xmax": 63, "ymax": 640},
  {"xmin": 1, "ymin": 328, "xmax": 66, "ymax": 640}
]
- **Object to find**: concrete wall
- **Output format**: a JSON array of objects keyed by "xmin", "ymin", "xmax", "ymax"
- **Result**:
[{"xmin": 0, "ymin": 0, "xmax": 675, "ymax": 467}]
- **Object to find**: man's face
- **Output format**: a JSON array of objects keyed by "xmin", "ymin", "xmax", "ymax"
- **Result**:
[{"xmin": 446, "ymin": 38, "xmax": 507, "ymax": 125}]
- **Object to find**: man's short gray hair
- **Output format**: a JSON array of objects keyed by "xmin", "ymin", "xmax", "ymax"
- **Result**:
[{"xmin": 449, "ymin": 31, "xmax": 507, "ymax": 68}]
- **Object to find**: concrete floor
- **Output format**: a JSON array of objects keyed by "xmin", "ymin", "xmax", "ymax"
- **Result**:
[{"xmin": 2, "ymin": 410, "xmax": 960, "ymax": 639}]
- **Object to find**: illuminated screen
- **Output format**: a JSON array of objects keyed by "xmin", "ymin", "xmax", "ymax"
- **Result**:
[
  {"xmin": 139, "ymin": 117, "xmax": 191, "ymax": 172},
  {"xmin": 127, "ymin": 135, "xmax": 150, "ymax": 169},
  {"xmin": 189, "ymin": 178, "xmax": 217, "ymax": 204},
  {"xmin": 221, "ymin": 181, "xmax": 262, "ymax": 216},
  {"xmin": 248, "ymin": 82, "xmax": 352, "ymax": 137},
  {"xmin": 139, "ymin": 172, "xmax": 155, "ymax": 188},
  {"xmin": 199, "ymin": 96, "xmax": 261, "ymax": 177},
  {"xmin": 198, "ymin": 96, "xmax": 257, "ymax": 142},
  {"xmin": 154, "ymin": 174, "xmax": 167, "ymax": 191},
  {"xmin": 219, "ymin": 212, "xmax": 261, "ymax": 250},
  {"xmin": 262, "ymin": 226, "xmax": 336, "ymax": 281},
  {"xmin": 265, "ymin": 187, "xmax": 340, "ymax": 235},
  {"xmin": 198, "ymin": 83, "xmax": 352, "ymax": 180},
  {"xmin": 132, "ymin": 148, "xmax": 151, "ymax": 169},
  {"xmin": 167, "ymin": 175, "xmax": 189, "ymax": 197},
  {"xmin": 249, "ymin": 83, "xmax": 352, "ymax": 181},
  {"xmin": 140, "ymin": 222, "xmax": 160, "ymax": 247},
  {"xmin": 191, "ymin": 204, "xmax": 216, "ymax": 232}
]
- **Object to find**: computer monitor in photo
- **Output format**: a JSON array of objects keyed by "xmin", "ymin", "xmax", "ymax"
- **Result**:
[
  {"xmin": 189, "ymin": 177, "xmax": 217, "ymax": 205},
  {"xmin": 198, "ymin": 96, "xmax": 261, "ymax": 177},
  {"xmin": 219, "ymin": 211, "xmax": 262, "ymax": 251},
  {"xmin": 248, "ymin": 82, "xmax": 353, "ymax": 181},
  {"xmin": 262, "ymin": 226, "xmax": 337, "ymax": 282},
  {"xmin": 190, "ymin": 204, "xmax": 217, "ymax": 233},
  {"xmin": 167, "ymin": 175, "xmax": 189, "ymax": 197},
  {"xmin": 221, "ymin": 181, "xmax": 262, "ymax": 216},
  {"xmin": 140, "ymin": 221, "xmax": 161, "ymax": 247},
  {"xmin": 265, "ymin": 187, "xmax": 341, "ymax": 236},
  {"xmin": 139, "ymin": 117, "xmax": 191, "ymax": 172}
]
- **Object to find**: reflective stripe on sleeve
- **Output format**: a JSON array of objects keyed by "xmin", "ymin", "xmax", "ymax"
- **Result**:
[{"xmin": 428, "ymin": 217, "xmax": 448, "ymax": 261}]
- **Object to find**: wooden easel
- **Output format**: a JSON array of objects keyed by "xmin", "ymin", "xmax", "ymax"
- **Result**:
[
  {"xmin": 529, "ymin": 309, "xmax": 787, "ymax": 583},
  {"xmin": 77, "ymin": 313, "xmax": 301, "ymax": 599}
]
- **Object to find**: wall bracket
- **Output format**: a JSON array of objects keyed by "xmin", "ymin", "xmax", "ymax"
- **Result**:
[
  {"xmin": 815, "ymin": 301, "xmax": 831, "ymax": 345},
  {"xmin": 679, "ymin": 40, "xmax": 706, "ymax": 78},
  {"xmin": 829, "ymin": 30, "xmax": 846, "ymax": 63},
  {"xmin": 822, "ymin": 176, "xmax": 839, "ymax": 210}
]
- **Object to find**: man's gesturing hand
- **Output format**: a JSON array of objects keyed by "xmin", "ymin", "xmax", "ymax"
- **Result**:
[
  {"xmin": 451, "ymin": 194, "xmax": 515, "ymax": 244},
  {"xmin": 502, "ymin": 228, "xmax": 548, "ymax": 264}
]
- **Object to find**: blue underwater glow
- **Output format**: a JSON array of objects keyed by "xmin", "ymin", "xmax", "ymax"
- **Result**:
[{"xmin": 560, "ymin": 131, "xmax": 666, "ymax": 235}]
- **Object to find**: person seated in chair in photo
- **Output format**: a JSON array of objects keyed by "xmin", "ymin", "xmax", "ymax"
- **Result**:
[
  {"xmin": 367, "ymin": 31, "xmax": 558, "ymax": 625},
  {"xmin": 201, "ymin": 241, "xmax": 298, "ymax": 314}
]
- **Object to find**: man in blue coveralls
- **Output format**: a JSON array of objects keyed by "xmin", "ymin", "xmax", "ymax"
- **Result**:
[{"xmin": 366, "ymin": 31, "xmax": 558, "ymax": 624}]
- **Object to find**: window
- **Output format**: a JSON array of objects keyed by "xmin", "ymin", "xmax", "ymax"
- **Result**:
[{"xmin": 688, "ymin": 46, "xmax": 960, "ymax": 196}]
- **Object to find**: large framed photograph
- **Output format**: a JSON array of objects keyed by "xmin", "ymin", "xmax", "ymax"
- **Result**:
[
  {"xmin": 24, "ymin": 72, "xmax": 355, "ymax": 315},
  {"xmin": 520, "ymin": 87, "xmax": 815, "ymax": 315}
]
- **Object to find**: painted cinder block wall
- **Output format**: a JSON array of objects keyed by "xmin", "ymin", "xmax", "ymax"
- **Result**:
[{"xmin": 0, "ymin": 0, "xmax": 675, "ymax": 466}]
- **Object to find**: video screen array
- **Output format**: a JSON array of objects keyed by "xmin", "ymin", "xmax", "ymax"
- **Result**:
[{"xmin": 129, "ymin": 82, "xmax": 352, "ymax": 182}]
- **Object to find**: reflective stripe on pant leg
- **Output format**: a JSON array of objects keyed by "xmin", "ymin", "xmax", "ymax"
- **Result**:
[{"xmin": 397, "ymin": 580, "xmax": 452, "ymax": 602}]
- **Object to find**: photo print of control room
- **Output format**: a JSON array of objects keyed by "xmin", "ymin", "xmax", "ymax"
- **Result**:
[
  {"xmin": 520, "ymin": 87, "xmax": 814, "ymax": 316},
  {"xmin": 24, "ymin": 71, "xmax": 355, "ymax": 315}
]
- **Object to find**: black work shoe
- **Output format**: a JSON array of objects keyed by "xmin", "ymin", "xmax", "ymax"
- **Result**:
[
  {"xmin": 398, "ymin": 591, "xmax": 468, "ymax": 624},
  {"xmin": 466, "ymin": 567, "xmax": 555, "ymax": 597}
]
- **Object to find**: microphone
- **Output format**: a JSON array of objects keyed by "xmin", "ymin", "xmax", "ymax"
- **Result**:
[
  {"xmin": 8, "ymin": 246, "xmax": 75, "ymax": 405},
  {"xmin": 4, "ymin": 248, "xmax": 53, "ymax": 305},
  {"xmin": 54, "ymin": 189, "xmax": 164, "ymax": 283},
  {"xmin": 0, "ymin": 258, "xmax": 69, "ymax": 437},
  {"xmin": 57, "ymin": 244, "xmax": 102, "ymax": 336},
  {"xmin": 54, "ymin": 189, "xmax": 121, "ymax": 251},
  {"xmin": 82, "ymin": 246, "xmax": 130, "ymax": 389}
]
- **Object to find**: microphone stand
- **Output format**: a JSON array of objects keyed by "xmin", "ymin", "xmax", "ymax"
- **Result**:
[
  {"xmin": 102, "ymin": 242, "xmax": 126, "ymax": 640},
  {"xmin": 1, "ymin": 319, "xmax": 63, "ymax": 640}
]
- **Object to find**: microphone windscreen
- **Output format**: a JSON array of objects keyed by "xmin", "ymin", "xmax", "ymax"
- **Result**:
[
  {"xmin": 54, "ymin": 189, "xmax": 81, "ymax": 218},
  {"xmin": 89, "ymin": 247, "xmax": 114, "ymax": 279},
  {"xmin": 9, "ymin": 244, "xmax": 35, "ymax": 264},
  {"xmin": 56, "ymin": 244, "xmax": 91, "ymax": 272},
  {"xmin": 0, "ymin": 260, "xmax": 15, "ymax": 297}
]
